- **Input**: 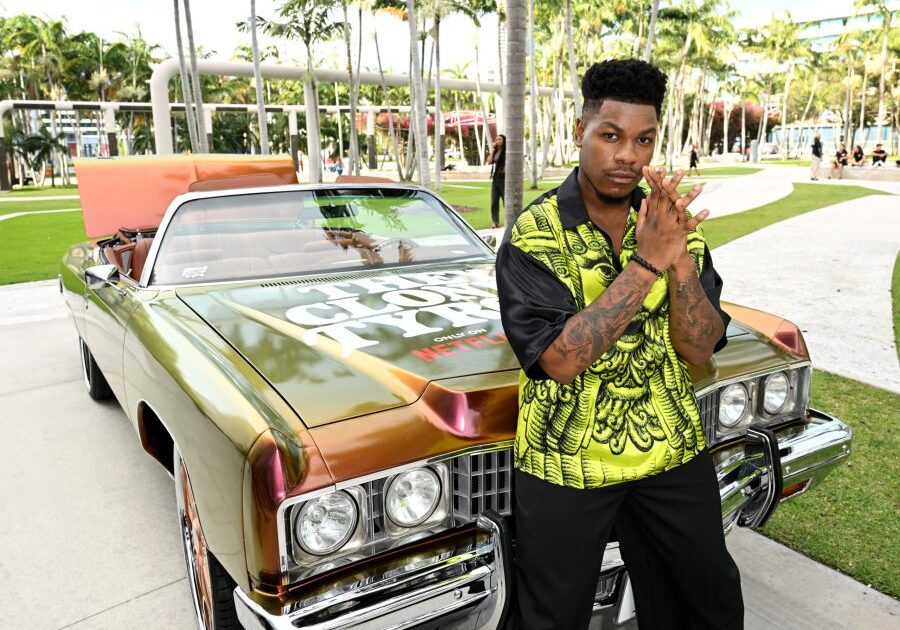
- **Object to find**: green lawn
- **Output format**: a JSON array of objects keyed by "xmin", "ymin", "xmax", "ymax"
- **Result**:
[
  {"xmin": 702, "ymin": 183, "xmax": 886, "ymax": 249},
  {"xmin": 681, "ymin": 166, "xmax": 761, "ymax": 177},
  {"xmin": 0, "ymin": 211, "xmax": 88, "ymax": 284},
  {"xmin": 763, "ymin": 371, "xmax": 900, "ymax": 598},
  {"xmin": 766, "ymin": 159, "xmax": 812, "ymax": 167},
  {"xmin": 439, "ymin": 180, "xmax": 564, "ymax": 229},
  {"xmin": 0, "ymin": 184, "xmax": 79, "ymax": 196},
  {"xmin": 893, "ymin": 253, "xmax": 900, "ymax": 362}
]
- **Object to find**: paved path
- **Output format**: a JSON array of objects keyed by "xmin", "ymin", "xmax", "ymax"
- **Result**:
[
  {"xmin": 0, "ymin": 194, "xmax": 79, "ymax": 202},
  {"xmin": 2, "ymin": 278, "xmax": 899, "ymax": 629},
  {"xmin": 0, "ymin": 207, "xmax": 81, "ymax": 222}
]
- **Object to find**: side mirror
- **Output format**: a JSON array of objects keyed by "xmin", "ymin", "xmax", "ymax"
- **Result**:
[
  {"xmin": 85, "ymin": 264, "xmax": 120, "ymax": 290},
  {"xmin": 482, "ymin": 235, "xmax": 497, "ymax": 250}
]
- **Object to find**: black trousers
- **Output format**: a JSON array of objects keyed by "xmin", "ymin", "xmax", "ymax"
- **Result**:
[
  {"xmin": 511, "ymin": 450, "xmax": 743, "ymax": 630},
  {"xmin": 491, "ymin": 175, "xmax": 505, "ymax": 225}
]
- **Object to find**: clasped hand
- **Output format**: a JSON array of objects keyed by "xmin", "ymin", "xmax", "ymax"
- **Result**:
[{"xmin": 635, "ymin": 165, "xmax": 708, "ymax": 272}]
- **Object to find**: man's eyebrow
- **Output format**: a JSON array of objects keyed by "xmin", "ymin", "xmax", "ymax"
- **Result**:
[{"xmin": 596, "ymin": 121, "xmax": 657, "ymax": 135}]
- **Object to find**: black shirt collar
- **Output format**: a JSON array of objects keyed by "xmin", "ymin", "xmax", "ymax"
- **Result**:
[{"xmin": 558, "ymin": 167, "xmax": 646, "ymax": 229}]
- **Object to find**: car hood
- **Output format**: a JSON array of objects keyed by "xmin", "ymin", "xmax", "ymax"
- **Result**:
[
  {"xmin": 178, "ymin": 262, "xmax": 765, "ymax": 430},
  {"xmin": 178, "ymin": 262, "xmax": 517, "ymax": 426}
]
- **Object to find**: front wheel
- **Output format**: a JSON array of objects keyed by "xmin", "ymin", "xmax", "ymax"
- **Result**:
[
  {"xmin": 78, "ymin": 337, "xmax": 112, "ymax": 401},
  {"xmin": 175, "ymin": 447, "xmax": 239, "ymax": 630}
]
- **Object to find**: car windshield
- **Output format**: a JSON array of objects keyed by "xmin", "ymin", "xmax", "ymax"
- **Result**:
[{"xmin": 149, "ymin": 187, "xmax": 492, "ymax": 285}]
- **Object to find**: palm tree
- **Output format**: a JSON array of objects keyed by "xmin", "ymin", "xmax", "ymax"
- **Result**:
[
  {"xmin": 340, "ymin": 1, "xmax": 360, "ymax": 175},
  {"xmin": 23, "ymin": 125, "xmax": 67, "ymax": 187},
  {"xmin": 854, "ymin": 0, "xmax": 893, "ymax": 143},
  {"xmin": 405, "ymin": 0, "xmax": 430, "ymax": 187},
  {"xmin": 182, "ymin": 0, "xmax": 209, "ymax": 152},
  {"xmin": 173, "ymin": 0, "xmax": 200, "ymax": 151},
  {"xmin": 644, "ymin": 0, "xmax": 661, "ymax": 62},
  {"xmin": 264, "ymin": 0, "xmax": 342, "ymax": 183},
  {"xmin": 564, "ymin": 0, "xmax": 581, "ymax": 116},
  {"xmin": 503, "ymin": 0, "xmax": 526, "ymax": 238},
  {"xmin": 250, "ymin": 0, "xmax": 270, "ymax": 154}
]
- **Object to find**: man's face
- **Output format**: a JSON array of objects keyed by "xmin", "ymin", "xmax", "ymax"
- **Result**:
[{"xmin": 575, "ymin": 99, "xmax": 658, "ymax": 200}]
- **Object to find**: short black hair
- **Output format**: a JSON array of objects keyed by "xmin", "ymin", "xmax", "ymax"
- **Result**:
[{"xmin": 581, "ymin": 59, "xmax": 667, "ymax": 118}]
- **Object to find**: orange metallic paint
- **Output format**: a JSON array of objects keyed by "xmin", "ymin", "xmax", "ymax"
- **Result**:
[{"xmin": 73, "ymin": 155, "xmax": 298, "ymax": 238}]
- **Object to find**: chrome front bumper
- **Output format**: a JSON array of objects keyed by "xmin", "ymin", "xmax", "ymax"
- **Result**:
[
  {"xmin": 717, "ymin": 408, "xmax": 852, "ymax": 532},
  {"xmin": 234, "ymin": 408, "xmax": 851, "ymax": 630}
]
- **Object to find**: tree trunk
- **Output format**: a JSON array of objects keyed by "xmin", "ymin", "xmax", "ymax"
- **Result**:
[
  {"xmin": 528, "ymin": 0, "xmax": 539, "ymax": 188},
  {"xmin": 473, "ymin": 41, "xmax": 493, "ymax": 161},
  {"xmin": 434, "ymin": 15, "xmax": 443, "ymax": 191},
  {"xmin": 374, "ymin": 29, "xmax": 405, "ymax": 180},
  {"xmin": 251, "ymin": 0, "xmax": 269, "ymax": 154},
  {"xmin": 643, "ymin": 0, "xmax": 661, "ymax": 62},
  {"xmin": 335, "ymin": 84, "xmax": 344, "ymax": 163},
  {"xmin": 503, "ymin": 0, "xmax": 526, "ymax": 240},
  {"xmin": 875, "ymin": 10, "xmax": 891, "ymax": 143},
  {"xmin": 843, "ymin": 63, "xmax": 854, "ymax": 148},
  {"xmin": 857, "ymin": 64, "xmax": 868, "ymax": 147},
  {"xmin": 183, "ymin": 0, "xmax": 208, "ymax": 152},
  {"xmin": 342, "ymin": 1, "xmax": 360, "ymax": 174},
  {"xmin": 406, "ymin": 0, "xmax": 430, "ymax": 187},
  {"xmin": 173, "ymin": 0, "xmax": 199, "ymax": 151},
  {"xmin": 779, "ymin": 63, "xmax": 793, "ymax": 156},
  {"xmin": 565, "ymin": 0, "xmax": 582, "ymax": 115},
  {"xmin": 305, "ymin": 56, "xmax": 323, "ymax": 183}
]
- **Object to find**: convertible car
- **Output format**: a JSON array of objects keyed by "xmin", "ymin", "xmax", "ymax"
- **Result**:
[{"xmin": 61, "ymin": 156, "xmax": 852, "ymax": 630}]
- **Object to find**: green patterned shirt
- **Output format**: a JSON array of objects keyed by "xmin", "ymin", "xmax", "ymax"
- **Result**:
[{"xmin": 495, "ymin": 168, "xmax": 729, "ymax": 489}]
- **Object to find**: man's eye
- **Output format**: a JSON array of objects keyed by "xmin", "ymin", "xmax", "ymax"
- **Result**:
[
  {"xmin": 603, "ymin": 133, "xmax": 618, "ymax": 141},
  {"xmin": 637, "ymin": 137, "xmax": 654, "ymax": 145}
]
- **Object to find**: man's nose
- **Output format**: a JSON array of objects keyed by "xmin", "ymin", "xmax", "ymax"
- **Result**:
[{"xmin": 615, "ymin": 143, "xmax": 638, "ymax": 164}]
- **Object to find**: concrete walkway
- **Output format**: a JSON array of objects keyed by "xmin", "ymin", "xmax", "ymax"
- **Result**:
[{"xmin": 713, "ymin": 193, "xmax": 900, "ymax": 393}]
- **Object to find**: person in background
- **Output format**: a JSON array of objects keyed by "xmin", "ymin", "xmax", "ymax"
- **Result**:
[
  {"xmin": 810, "ymin": 133, "xmax": 823, "ymax": 180},
  {"xmin": 487, "ymin": 134, "xmax": 507, "ymax": 229},
  {"xmin": 851, "ymin": 145, "xmax": 865, "ymax": 166},
  {"xmin": 830, "ymin": 143, "xmax": 848, "ymax": 179},
  {"xmin": 689, "ymin": 144, "xmax": 701, "ymax": 176},
  {"xmin": 872, "ymin": 143, "xmax": 887, "ymax": 167}
]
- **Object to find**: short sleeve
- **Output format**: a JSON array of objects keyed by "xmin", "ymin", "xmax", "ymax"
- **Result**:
[
  {"xmin": 699, "ymin": 245, "xmax": 731, "ymax": 353},
  {"xmin": 495, "ymin": 241, "xmax": 576, "ymax": 379}
]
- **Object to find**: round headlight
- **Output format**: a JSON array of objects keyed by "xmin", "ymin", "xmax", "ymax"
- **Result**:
[
  {"xmin": 764, "ymin": 372, "xmax": 790, "ymax": 414},
  {"xmin": 385, "ymin": 468, "xmax": 441, "ymax": 527},
  {"xmin": 295, "ymin": 492, "xmax": 357, "ymax": 555},
  {"xmin": 719, "ymin": 383, "xmax": 749, "ymax": 428}
]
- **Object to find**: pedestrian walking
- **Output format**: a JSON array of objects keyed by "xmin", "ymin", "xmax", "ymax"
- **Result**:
[
  {"xmin": 810, "ymin": 133, "xmax": 823, "ymax": 180},
  {"xmin": 496, "ymin": 58, "xmax": 742, "ymax": 630},
  {"xmin": 488, "ymin": 134, "xmax": 506, "ymax": 229},
  {"xmin": 689, "ymin": 144, "xmax": 701, "ymax": 176}
]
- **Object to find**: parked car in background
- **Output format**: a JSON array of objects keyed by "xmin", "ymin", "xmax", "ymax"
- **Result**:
[{"xmin": 61, "ymin": 156, "xmax": 852, "ymax": 629}]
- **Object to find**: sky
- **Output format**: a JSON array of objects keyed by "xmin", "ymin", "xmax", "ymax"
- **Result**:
[{"xmin": 0, "ymin": 0, "xmax": 867, "ymax": 81}]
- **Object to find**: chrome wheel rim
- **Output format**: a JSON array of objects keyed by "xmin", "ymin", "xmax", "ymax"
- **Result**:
[
  {"xmin": 78, "ymin": 339, "xmax": 91, "ymax": 391},
  {"xmin": 176, "ymin": 455, "xmax": 215, "ymax": 629}
]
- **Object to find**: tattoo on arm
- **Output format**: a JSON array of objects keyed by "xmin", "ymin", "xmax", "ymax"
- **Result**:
[
  {"xmin": 539, "ymin": 264, "xmax": 655, "ymax": 382},
  {"xmin": 668, "ymin": 269, "xmax": 724, "ymax": 364}
]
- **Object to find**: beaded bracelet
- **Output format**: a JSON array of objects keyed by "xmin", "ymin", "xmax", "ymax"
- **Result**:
[{"xmin": 630, "ymin": 253, "xmax": 665, "ymax": 279}]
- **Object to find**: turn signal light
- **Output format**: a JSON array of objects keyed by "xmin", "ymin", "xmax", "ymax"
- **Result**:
[{"xmin": 772, "ymin": 320, "xmax": 808, "ymax": 357}]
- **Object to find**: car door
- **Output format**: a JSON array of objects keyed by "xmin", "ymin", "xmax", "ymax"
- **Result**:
[{"xmin": 83, "ymin": 271, "xmax": 141, "ymax": 408}]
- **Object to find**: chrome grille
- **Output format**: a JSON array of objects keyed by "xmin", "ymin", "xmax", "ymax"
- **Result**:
[
  {"xmin": 363, "ymin": 478, "xmax": 386, "ymax": 540},
  {"xmin": 450, "ymin": 448, "xmax": 514, "ymax": 522},
  {"xmin": 699, "ymin": 390, "xmax": 720, "ymax": 444}
]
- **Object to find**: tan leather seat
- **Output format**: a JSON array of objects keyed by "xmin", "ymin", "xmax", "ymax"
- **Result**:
[{"xmin": 129, "ymin": 238, "xmax": 154, "ymax": 281}]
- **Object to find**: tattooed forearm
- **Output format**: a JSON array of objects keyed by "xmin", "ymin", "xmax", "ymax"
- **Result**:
[
  {"xmin": 539, "ymin": 264, "xmax": 656, "ymax": 384},
  {"xmin": 668, "ymin": 267, "xmax": 724, "ymax": 365}
]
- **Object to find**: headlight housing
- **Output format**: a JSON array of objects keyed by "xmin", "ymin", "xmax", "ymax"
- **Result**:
[
  {"xmin": 295, "ymin": 491, "xmax": 358, "ymax": 555},
  {"xmin": 385, "ymin": 467, "xmax": 442, "ymax": 527},
  {"xmin": 718, "ymin": 383, "xmax": 749, "ymax": 428},
  {"xmin": 763, "ymin": 371, "xmax": 790, "ymax": 414}
]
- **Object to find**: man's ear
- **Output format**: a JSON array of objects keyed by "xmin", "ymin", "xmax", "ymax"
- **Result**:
[{"xmin": 574, "ymin": 117, "xmax": 585, "ymax": 148}]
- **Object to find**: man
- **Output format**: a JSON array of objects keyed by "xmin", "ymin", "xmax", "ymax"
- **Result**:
[
  {"xmin": 488, "ymin": 134, "xmax": 507, "ymax": 229},
  {"xmin": 689, "ymin": 143, "xmax": 701, "ymax": 176},
  {"xmin": 496, "ymin": 59, "xmax": 742, "ymax": 630},
  {"xmin": 872, "ymin": 143, "xmax": 887, "ymax": 167},
  {"xmin": 830, "ymin": 143, "xmax": 848, "ymax": 179},
  {"xmin": 810, "ymin": 133, "xmax": 823, "ymax": 180}
]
